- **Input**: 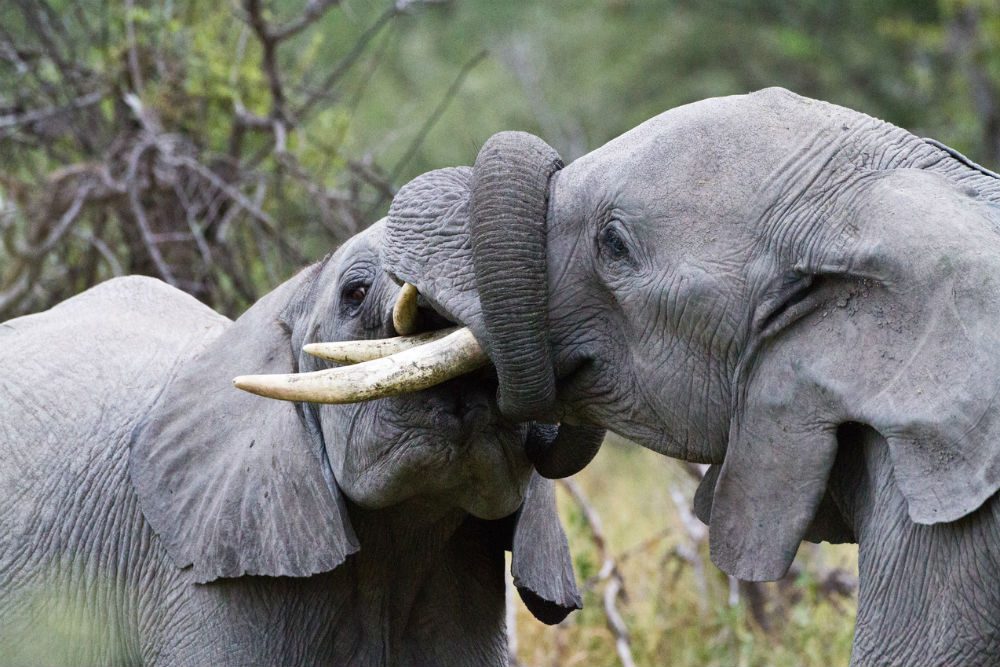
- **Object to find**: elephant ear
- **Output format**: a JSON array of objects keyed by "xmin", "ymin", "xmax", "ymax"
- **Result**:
[
  {"xmin": 130, "ymin": 266, "xmax": 358, "ymax": 583},
  {"xmin": 503, "ymin": 471, "xmax": 581, "ymax": 625},
  {"xmin": 710, "ymin": 168, "xmax": 1000, "ymax": 581},
  {"xmin": 694, "ymin": 465, "xmax": 854, "ymax": 545}
]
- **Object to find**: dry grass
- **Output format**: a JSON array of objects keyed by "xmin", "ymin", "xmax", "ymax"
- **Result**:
[{"xmin": 512, "ymin": 436, "xmax": 858, "ymax": 667}]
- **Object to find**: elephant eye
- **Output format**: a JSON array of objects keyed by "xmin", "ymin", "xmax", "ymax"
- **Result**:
[
  {"xmin": 599, "ymin": 223, "xmax": 631, "ymax": 262},
  {"xmin": 341, "ymin": 281, "xmax": 369, "ymax": 313}
]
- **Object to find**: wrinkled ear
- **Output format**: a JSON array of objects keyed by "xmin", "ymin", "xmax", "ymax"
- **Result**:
[
  {"xmin": 130, "ymin": 266, "xmax": 358, "ymax": 583},
  {"xmin": 507, "ymin": 472, "xmax": 581, "ymax": 625},
  {"xmin": 711, "ymin": 169, "xmax": 1000, "ymax": 581},
  {"xmin": 708, "ymin": 352, "xmax": 841, "ymax": 581},
  {"xmin": 695, "ymin": 465, "xmax": 854, "ymax": 546}
]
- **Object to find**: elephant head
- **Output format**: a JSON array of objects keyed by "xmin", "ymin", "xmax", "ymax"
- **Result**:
[
  {"xmin": 380, "ymin": 87, "xmax": 1000, "ymax": 582},
  {"xmin": 129, "ymin": 221, "xmax": 580, "ymax": 623}
]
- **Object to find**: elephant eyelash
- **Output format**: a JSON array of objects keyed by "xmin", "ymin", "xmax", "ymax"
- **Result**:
[
  {"xmin": 601, "ymin": 226, "xmax": 629, "ymax": 259},
  {"xmin": 597, "ymin": 220, "xmax": 637, "ymax": 268},
  {"xmin": 340, "ymin": 279, "xmax": 372, "ymax": 316}
]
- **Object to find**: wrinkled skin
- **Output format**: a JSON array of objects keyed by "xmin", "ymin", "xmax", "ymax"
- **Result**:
[
  {"xmin": 0, "ymin": 221, "xmax": 579, "ymax": 666},
  {"xmin": 385, "ymin": 88, "xmax": 1000, "ymax": 665}
]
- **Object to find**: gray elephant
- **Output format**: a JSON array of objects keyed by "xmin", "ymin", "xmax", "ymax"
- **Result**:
[
  {"xmin": 0, "ymin": 220, "xmax": 581, "ymax": 666},
  {"xmin": 346, "ymin": 88, "xmax": 1000, "ymax": 665}
]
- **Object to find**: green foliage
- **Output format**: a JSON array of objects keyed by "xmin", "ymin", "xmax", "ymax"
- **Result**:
[{"xmin": 362, "ymin": 0, "xmax": 999, "ymax": 171}]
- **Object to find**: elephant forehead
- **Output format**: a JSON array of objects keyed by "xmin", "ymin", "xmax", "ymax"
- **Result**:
[
  {"xmin": 383, "ymin": 167, "xmax": 483, "ymax": 329},
  {"xmin": 565, "ymin": 88, "xmax": 836, "ymax": 204}
]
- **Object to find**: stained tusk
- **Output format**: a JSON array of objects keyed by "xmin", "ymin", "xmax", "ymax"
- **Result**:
[
  {"xmin": 392, "ymin": 282, "xmax": 419, "ymax": 335},
  {"xmin": 234, "ymin": 327, "xmax": 487, "ymax": 404},
  {"xmin": 304, "ymin": 326, "xmax": 460, "ymax": 364}
]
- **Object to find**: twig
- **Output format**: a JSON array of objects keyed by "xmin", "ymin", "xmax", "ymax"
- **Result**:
[
  {"xmin": 243, "ymin": 0, "xmax": 290, "ymax": 123},
  {"xmin": 123, "ymin": 0, "xmax": 144, "ymax": 91},
  {"xmin": 296, "ymin": 1, "xmax": 400, "ymax": 118},
  {"xmin": 603, "ymin": 576, "xmax": 636, "ymax": 667},
  {"xmin": 668, "ymin": 486, "xmax": 710, "ymax": 615},
  {"xmin": 388, "ymin": 49, "xmax": 487, "ymax": 183},
  {"xmin": 269, "ymin": 0, "xmax": 341, "ymax": 42},
  {"xmin": 616, "ymin": 528, "xmax": 671, "ymax": 565},
  {"xmin": 0, "ymin": 264, "xmax": 40, "ymax": 315},
  {"xmin": 505, "ymin": 575, "xmax": 519, "ymax": 667},
  {"xmin": 172, "ymin": 154, "xmax": 307, "ymax": 263},
  {"xmin": 10, "ymin": 183, "xmax": 93, "ymax": 260},
  {"xmin": 559, "ymin": 479, "xmax": 637, "ymax": 667},
  {"xmin": 125, "ymin": 138, "xmax": 177, "ymax": 285},
  {"xmin": 0, "ymin": 90, "xmax": 104, "ymax": 131},
  {"xmin": 73, "ymin": 228, "xmax": 124, "ymax": 276}
]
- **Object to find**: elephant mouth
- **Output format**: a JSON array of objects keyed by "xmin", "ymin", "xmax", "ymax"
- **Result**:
[
  {"xmin": 410, "ymin": 371, "xmax": 505, "ymax": 437},
  {"xmin": 232, "ymin": 283, "xmax": 490, "ymax": 404},
  {"xmin": 230, "ymin": 281, "xmax": 607, "ymax": 479}
]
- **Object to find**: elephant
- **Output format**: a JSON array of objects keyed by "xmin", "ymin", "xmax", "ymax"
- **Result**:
[
  {"xmin": 354, "ymin": 87, "xmax": 1000, "ymax": 665},
  {"xmin": 0, "ymin": 219, "xmax": 583, "ymax": 667}
]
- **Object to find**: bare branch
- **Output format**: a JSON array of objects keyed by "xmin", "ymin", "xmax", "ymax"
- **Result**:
[
  {"xmin": 0, "ymin": 90, "xmax": 104, "ymax": 131},
  {"xmin": 73, "ymin": 228, "xmax": 124, "ymax": 277},
  {"xmin": 668, "ymin": 485, "xmax": 710, "ymax": 615},
  {"xmin": 0, "ymin": 264, "xmax": 40, "ymax": 316},
  {"xmin": 243, "ymin": 0, "xmax": 290, "ymax": 122},
  {"xmin": 172, "ymin": 154, "xmax": 308, "ymax": 264},
  {"xmin": 0, "ymin": 0, "xmax": 443, "ymax": 321},
  {"xmin": 388, "ymin": 49, "xmax": 487, "ymax": 182},
  {"xmin": 297, "ymin": 2, "xmax": 400, "ymax": 118},
  {"xmin": 126, "ymin": 139, "xmax": 177, "ymax": 284},
  {"xmin": 603, "ymin": 577, "xmax": 636, "ymax": 667},
  {"xmin": 559, "ymin": 479, "xmax": 637, "ymax": 667},
  {"xmin": 270, "ymin": 0, "xmax": 341, "ymax": 42},
  {"xmin": 10, "ymin": 184, "xmax": 92, "ymax": 260},
  {"xmin": 123, "ymin": 0, "xmax": 144, "ymax": 91}
]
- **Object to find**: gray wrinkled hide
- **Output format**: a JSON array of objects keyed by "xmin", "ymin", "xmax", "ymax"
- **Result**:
[
  {"xmin": 383, "ymin": 88, "xmax": 1000, "ymax": 665},
  {"xmin": 0, "ymin": 263, "xmax": 579, "ymax": 665},
  {"xmin": 131, "ymin": 268, "xmax": 358, "ymax": 583},
  {"xmin": 509, "ymin": 473, "xmax": 581, "ymax": 624}
]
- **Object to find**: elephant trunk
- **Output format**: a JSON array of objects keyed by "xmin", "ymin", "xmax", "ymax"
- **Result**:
[
  {"xmin": 469, "ymin": 131, "xmax": 604, "ymax": 477},
  {"xmin": 470, "ymin": 131, "xmax": 562, "ymax": 422}
]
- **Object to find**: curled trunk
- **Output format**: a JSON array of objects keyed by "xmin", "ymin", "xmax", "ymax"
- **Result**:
[{"xmin": 470, "ymin": 131, "xmax": 563, "ymax": 421}]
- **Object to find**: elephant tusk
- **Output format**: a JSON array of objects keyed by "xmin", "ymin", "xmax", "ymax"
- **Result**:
[
  {"xmin": 233, "ymin": 327, "xmax": 487, "ymax": 404},
  {"xmin": 392, "ymin": 282, "xmax": 420, "ymax": 335},
  {"xmin": 303, "ymin": 326, "xmax": 461, "ymax": 364}
]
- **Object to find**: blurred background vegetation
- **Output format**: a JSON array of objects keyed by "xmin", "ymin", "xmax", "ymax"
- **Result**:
[{"xmin": 2, "ymin": 0, "xmax": 998, "ymax": 665}]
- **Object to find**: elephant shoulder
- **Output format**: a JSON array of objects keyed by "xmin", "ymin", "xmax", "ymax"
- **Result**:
[{"xmin": 0, "ymin": 276, "xmax": 230, "ymax": 522}]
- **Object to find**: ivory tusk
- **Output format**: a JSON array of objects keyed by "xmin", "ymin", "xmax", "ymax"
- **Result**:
[
  {"xmin": 233, "ymin": 327, "xmax": 487, "ymax": 404},
  {"xmin": 392, "ymin": 283, "xmax": 419, "ymax": 335},
  {"xmin": 303, "ymin": 326, "xmax": 461, "ymax": 364}
]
